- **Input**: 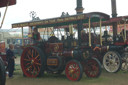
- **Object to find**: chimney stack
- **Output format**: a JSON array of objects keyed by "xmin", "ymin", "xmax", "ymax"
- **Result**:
[
  {"xmin": 111, "ymin": 0, "xmax": 117, "ymax": 17},
  {"xmin": 75, "ymin": 0, "xmax": 84, "ymax": 14}
]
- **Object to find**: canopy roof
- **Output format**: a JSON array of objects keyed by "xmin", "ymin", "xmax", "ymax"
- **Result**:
[
  {"xmin": 0, "ymin": 0, "xmax": 16, "ymax": 8},
  {"xmin": 12, "ymin": 12, "xmax": 110, "ymax": 28},
  {"xmin": 84, "ymin": 15, "xmax": 128, "ymax": 27},
  {"xmin": 104, "ymin": 15, "xmax": 128, "ymax": 25}
]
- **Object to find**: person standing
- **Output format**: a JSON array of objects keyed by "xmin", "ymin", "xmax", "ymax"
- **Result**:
[
  {"xmin": 32, "ymin": 27, "xmax": 41, "ymax": 43},
  {"xmin": 6, "ymin": 44, "xmax": 16, "ymax": 78}
]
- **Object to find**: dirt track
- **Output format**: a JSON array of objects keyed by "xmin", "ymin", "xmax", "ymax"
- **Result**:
[{"xmin": 5, "ymin": 57, "xmax": 128, "ymax": 85}]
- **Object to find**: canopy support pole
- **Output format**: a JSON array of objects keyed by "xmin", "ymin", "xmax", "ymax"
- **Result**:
[
  {"xmin": 100, "ymin": 19, "xmax": 102, "ymax": 46},
  {"xmin": 21, "ymin": 27, "xmax": 24, "ymax": 46},
  {"xmin": 77, "ymin": 20, "xmax": 83, "ymax": 46},
  {"xmin": 89, "ymin": 17, "xmax": 91, "ymax": 47},
  {"xmin": 124, "ymin": 21, "xmax": 127, "ymax": 42}
]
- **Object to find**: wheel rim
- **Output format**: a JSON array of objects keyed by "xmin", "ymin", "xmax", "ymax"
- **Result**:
[
  {"xmin": 84, "ymin": 58, "xmax": 101, "ymax": 78},
  {"xmin": 122, "ymin": 55, "xmax": 128, "ymax": 71},
  {"xmin": 21, "ymin": 47, "xmax": 42, "ymax": 77},
  {"xmin": 103, "ymin": 51, "xmax": 121, "ymax": 73},
  {"xmin": 65, "ymin": 60, "xmax": 82, "ymax": 81}
]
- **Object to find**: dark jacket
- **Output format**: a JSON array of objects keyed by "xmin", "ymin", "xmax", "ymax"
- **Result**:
[{"xmin": 6, "ymin": 49, "xmax": 15, "ymax": 62}]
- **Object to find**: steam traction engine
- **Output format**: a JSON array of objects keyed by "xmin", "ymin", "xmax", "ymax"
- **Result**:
[
  {"xmin": 81, "ymin": 16, "xmax": 128, "ymax": 73},
  {"xmin": 12, "ymin": 12, "xmax": 110, "ymax": 81},
  {"xmin": 101, "ymin": 17, "xmax": 128, "ymax": 72}
]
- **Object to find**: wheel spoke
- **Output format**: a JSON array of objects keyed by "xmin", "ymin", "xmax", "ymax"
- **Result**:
[
  {"xmin": 28, "ymin": 50, "xmax": 32, "ymax": 56},
  {"xmin": 32, "ymin": 64, "xmax": 38, "ymax": 75},
  {"xmin": 34, "ymin": 55, "xmax": 39, "ymax": 60},
  {"xmin": 26, "ymin": 55, "xmax": 31, "ymax": 59},
  {"xmin": 74, "ymin": 71, "xmax": 80, "ymax": 77},
  {"xmin": 32, "ymin": 49, "xmax": 34, "ymax": 58},
  {"xmin": 26, "ymin": 65, "xmax": 32, "ymax": 71},
  {"xmin": 34, "ymin": 62, "xmax": 41, "ymax": 66},
  {"xmin": 24, "ymin": 59, "xmax": 31, "ymax": 61},
  {"xmin": 26, "ymin": 63, "xmax": 31, "ymax": 66},
  {"xmin": 109, "ymin": 65, "xmax": 114, "ymax": 71}
]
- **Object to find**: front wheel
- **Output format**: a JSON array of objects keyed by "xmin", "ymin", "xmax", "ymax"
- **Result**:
[
  {"xmin": 84, "ymin": 58, "xmax": 101, "ymax": 78},
  {"xmin": 21, "ymin": 46, "xmax": 45, "ymax": 77},
  {"xmin": 103, "ymin": 51, "xmax": 122, "ymax": 73},
  {"xmin": 65, "ymin": 60, "xmax": 83, "ymax": 81}
]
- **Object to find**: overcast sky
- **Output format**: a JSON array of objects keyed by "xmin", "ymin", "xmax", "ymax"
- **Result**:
[{"xmin": 0, "ymin": 0, "xmax": 128, "ymax": 29}]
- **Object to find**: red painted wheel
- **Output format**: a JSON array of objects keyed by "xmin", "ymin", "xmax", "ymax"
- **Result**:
[
  {"xmin": 21, "ymin": 46, "xmax": 45, "ymax": 77},
  {"xmin": 84, "ymin": 58, "xmax": 101, "ymax": 78},
  {"xmin": 65, "ymin": 60, "xmax": 83, "ymax": 81}
]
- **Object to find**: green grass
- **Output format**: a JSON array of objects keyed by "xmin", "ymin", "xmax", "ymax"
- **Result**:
[{"xmin": 6, "ymin": 64, "xmax": 128, "ymax": 85}]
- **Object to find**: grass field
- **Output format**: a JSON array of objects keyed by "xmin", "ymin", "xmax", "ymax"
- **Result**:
[{"xmin": 5, "ymin": 57, "xmax": 128, "ymax": 85}]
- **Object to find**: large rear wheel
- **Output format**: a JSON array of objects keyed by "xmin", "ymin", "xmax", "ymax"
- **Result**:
[
  {"xmin": 103, "ymin": 51, "xmax": 122, "ymax": 73},
  {"xmin": 21, "ymin": 46, "xmax": 45, "ymax": 77},
  {"xmin": 65, "ymin": 60, "xmax": 83, "ymax": 81},
  {"xmin": 0, "ymin": 58, "xmax": 6, "ymax": 85},
  {"xmin": 84, "ymin": 58, "xmax": 101, "ymax": 78}
]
